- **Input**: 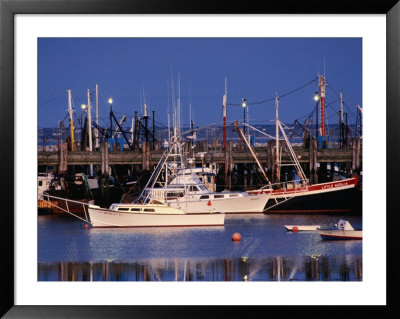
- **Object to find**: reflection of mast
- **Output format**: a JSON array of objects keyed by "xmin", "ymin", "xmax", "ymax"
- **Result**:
[{"xmin": 67, "ymin": 89, "xmax": 75, "ymax": 151}]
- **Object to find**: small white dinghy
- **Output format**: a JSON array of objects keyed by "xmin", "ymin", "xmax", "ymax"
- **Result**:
[
  {"xmin": 284, "ymin": 225, "xmax": 321, "ymax": 231},
  {"xmin": 319, "ymin": 219, "xmax": 362, "ymax": 240}
]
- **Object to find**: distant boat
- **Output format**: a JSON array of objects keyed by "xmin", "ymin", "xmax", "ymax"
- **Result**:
[
  {"xmin": 284, "ymin": 225, "xmax": 321, "ymax": 231},
  {"xmin": 38, "ymin": 172, "xmax": 55, "ymax": 200},
  {"xmin": 319, "ymin": 219, "xmax": 362, "ymax": 240}
]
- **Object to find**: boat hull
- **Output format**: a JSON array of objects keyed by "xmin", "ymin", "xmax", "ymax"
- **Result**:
[
  {"xmin": 319, "ymin": 230, "xmax": 362, "ymax": 240},
  {"xmin": 248, "ymin": 178, "xmax": 361, "ymax": 214},
  {"xmin": 88, "ymin": 206, "xmax": 225, "ymax": 228},
  {"xmin": 167, "ymin": 194, "xmax": 270, "ymax": 214}
]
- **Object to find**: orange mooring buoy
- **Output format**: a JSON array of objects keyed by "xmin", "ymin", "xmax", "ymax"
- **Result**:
[
  {"xmin": 84, "ymin": 224, "xmax": 89, "ymax": 229},
  {"xmin": 232, "ymin": 232, "xmax": 242, "ymax": 241},
  {"xmin": 292, "ymin": 226, "xmax": 299, "ymax": 232}
]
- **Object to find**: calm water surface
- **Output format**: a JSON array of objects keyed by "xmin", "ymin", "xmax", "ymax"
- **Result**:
[{"xmin": 38, "ymin": 213, "xmax": 362, "ymax": 281}]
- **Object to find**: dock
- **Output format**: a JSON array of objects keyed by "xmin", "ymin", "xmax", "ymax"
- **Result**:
[{"xmin": 38, "ymin": 139, "xmax": 361, "ymax": 168}]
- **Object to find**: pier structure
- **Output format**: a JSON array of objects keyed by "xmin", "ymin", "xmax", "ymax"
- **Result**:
[{"xmin": 38, "ymin": 137, "xmax": 362, "ymax": 190}]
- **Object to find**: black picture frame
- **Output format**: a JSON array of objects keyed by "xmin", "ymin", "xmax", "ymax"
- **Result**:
[{"xmin": 1, "ymin": 0, "xmax": 399, "ymax": 317}]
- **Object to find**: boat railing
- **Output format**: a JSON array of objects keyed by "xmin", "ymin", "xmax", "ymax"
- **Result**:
[
  {"xmin": 258, "ymin": 179, "xmax": 309, "ymax": 193},
  {"xmin": 38, "ymin": 192, "xmax": 90, "ymax": 223}
]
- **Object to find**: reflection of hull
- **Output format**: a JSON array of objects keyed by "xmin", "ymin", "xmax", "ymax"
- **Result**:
[
  {"xmin": 319, "ymin": 230, "xmax": 362, "ymax": 240},
  {"xmin": 88, "ymin": 205, "xmax": 225, "ymax": 228},
  {"xmin": 167, "ymin": 194, "xmax": 270, "ymax": 214},
  {"xmin": 248, "ymin": 177, "xmax": 361, "ymax": 214}
]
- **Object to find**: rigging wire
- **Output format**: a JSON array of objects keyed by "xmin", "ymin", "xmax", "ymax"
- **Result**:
[
  {"xmin": 326, "ymin": 84, "xmax": 357, "ymax": 123},
  {"xmin": 227, "ymin": 77, "xmax": 318, "ymax": 106},
  {"xmin": 39, "ymin": 92, "xmax": 67, "ymax": 108}
]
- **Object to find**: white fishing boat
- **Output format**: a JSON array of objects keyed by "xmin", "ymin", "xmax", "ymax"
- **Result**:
[
  {"xmin": 319, "ymin": 219, "xmax": 362, "ymax": 240},
  {"xmin": 88, "ymin": 201, "xmax": 224, "ymax": 228},
  {"xmin": 148, "ymin": 176, "xmax": 269, "ymax": 214},
  {"xmin": 142, "ymin": 145, "xmax": 271, "ymax": 214},
  {"xmin": 86, "ymin": 137, "xmax": 226, "ymax": 227},
  {"xmin": 284, "ymin": 225, "xmax": 321, "ymax": 231}
]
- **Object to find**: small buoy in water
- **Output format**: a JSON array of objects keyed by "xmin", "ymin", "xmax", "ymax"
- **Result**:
[
  {"xmin": 292, "ymin": 226, "xmax": 299, "ymax": 232},
  {"xmin": 84, "ymin": 224, "xmax": 89, "ymax": 229},
  {"xmin": 207, "ymin": 201, "xmax": 212, "ymax": 206},
  {"xmin": 232, "ymin": 232, "xmax": 242, "ymax": 241}
]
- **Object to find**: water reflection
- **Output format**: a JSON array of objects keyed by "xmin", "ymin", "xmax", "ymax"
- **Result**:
[{"xmin": 38, "ymin": 255, "xmax": 362, "ymax": 281}]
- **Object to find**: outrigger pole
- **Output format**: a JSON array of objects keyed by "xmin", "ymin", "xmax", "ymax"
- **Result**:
[{"xmin": 233, "ymin": 120, "xmax": 271, "ymax": 186}]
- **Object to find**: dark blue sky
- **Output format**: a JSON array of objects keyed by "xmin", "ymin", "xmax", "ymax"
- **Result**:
[{"xmin": 38, "ymin": 38, "xmax": 362, "ymax": 129}]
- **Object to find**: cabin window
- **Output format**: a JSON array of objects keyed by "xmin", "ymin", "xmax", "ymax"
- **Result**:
[
  {"xmin": 167, "ymin": 192, "xmax": 184, "ymax": 199},
  {"xmin": 199, "ymin": 185, "xmax": 207, "ymax": 191},
  {"xmin": 117, "ymin": 207, "xmax": 129, "ymax": 211},
  {"xmin": 189, "ymin": 186, "xmax": 199, "ymax": 192},
  {"xmin": 214, "ymin": 195, "xmax": 224, "ymax": 199},
  {"xmin": 38, "ymin": 181, "xmax": 43, "ymax": 186},
  {"xmin": 229, "ymin": 194, "xmax": 239, "ymax": 197},
  {"xmin": 200, "ymin": 195, "xmax": 209, "ymax": 199},
  {"xmin": 130, "ymin": 208, "xmax": 141, "ymax": 211},
  {"xmin": 144, "ymin": 208, "xmax": 155, "ymax": 212}
]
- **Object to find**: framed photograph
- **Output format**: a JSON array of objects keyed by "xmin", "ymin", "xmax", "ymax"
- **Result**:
[{"xmin": 1, "ymin": 0, "xmax": 398, "ymax": 317}]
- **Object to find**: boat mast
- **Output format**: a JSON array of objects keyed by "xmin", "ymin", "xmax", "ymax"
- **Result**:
[
  {"xmin": 275, "ymin": 93, "xmax": 280, "ymax": 183},
  {"xmin": 319, "ymin": 75, "xmax": 326, "ymax": 137},
  {"xmin": 95, "ymin": 84, "xmax": 99, "ymax": 148},
  {"xmin": 87, "ymin": 88, "xmax": 93, "ymax": 176},
  {"xmin": 223, "ymin": 78, "xmax": 227, "ymax": 150},
  {"xmin": 67, "ymin": 89, "xmax": 75, "ymax": 151}
]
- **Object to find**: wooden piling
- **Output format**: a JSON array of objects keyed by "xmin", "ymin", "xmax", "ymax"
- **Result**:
[
  {"xmin": 224, "ymin": 141, "xmax": 233, "ymax": 190},
  {"xmin": 352, "ymin": 138, "xmax": 361, "ymax": 173},
  {"xmin": 142, "ymin": 142, "xmax": 151, "ymax": 171},
  {"xmin": 101, "ymin": 141, "xmax": 109, "ymax": 177},
  {"xmin": 59, "ymin": 142, "xmax": 68, "ymax": 174},
  {"xmin": 267, "ymin": 140, "xmax": 276, "ymax": 182},
  {"xmin": 309, "ymin": 139, "xmax": 318, "ymax": 184}
]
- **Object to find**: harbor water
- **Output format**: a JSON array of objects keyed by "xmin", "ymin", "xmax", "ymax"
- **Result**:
[{"xmin": 38, "ymin": 213, "xmax": 362, "ymax": 281}]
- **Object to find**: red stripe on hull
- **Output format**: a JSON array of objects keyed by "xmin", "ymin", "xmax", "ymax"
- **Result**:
[{"xmin": 247, "ymin": 177, "xmax": 359, "ymax": 197}]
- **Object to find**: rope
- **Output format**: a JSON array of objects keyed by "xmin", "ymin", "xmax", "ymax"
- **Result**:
[{"xmin": 227, "ymin": 77, "xmax": 318, "ymax": 106}]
